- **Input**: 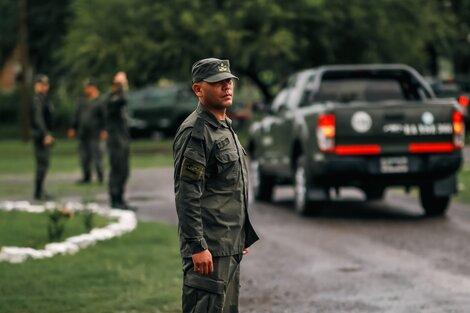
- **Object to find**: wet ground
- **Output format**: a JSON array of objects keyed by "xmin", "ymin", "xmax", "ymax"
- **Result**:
[{"xmin": 126, "ymin": 167, "xmax": 470, "ymax": 313}]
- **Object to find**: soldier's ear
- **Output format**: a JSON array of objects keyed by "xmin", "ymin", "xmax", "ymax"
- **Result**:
[{"xmin": 192, "ymin": 83, "xmax": 203, "ymax": 97}]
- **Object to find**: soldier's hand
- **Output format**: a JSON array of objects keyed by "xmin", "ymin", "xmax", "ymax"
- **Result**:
[
  {"xmin": 243, "ymin": 247, "xmax": 250, "ymax": 255},
  {"xmin": 67, "ymin": 129, "xmax": 76, "ymax": 138},
  {"xmin": 44, "ymin": 135, "xmax": 54, "ymax": 146},
  {"xmin": 113, "ymin": 71, "xmax": 128, "ymax": 91},
  {"xmin": 192, "ymin": 249, "xmax": 213, "ymax": 275}
]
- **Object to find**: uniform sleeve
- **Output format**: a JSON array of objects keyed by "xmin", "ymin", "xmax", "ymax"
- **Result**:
[
  {"xmin": 32, "ymin": 95, "xmax": 50, "ymax": 139},
  {"xmin": 174, "ymin": 128, "xmax": 208, "ymax": 254},
  {"xmin": 72, "ymin": 101, "xmax": 80, "ymax": 130},
  {"xmin": 98, "ymin": 99, "xmax": 107, "ymax": 131},
  {"xmin": 110, "ymin": 88, "xmax": 127, "ymax": 109}
]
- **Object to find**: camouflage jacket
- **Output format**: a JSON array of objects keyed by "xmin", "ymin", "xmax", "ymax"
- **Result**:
[
  {"xmin": 173, "ymin": 104, "xmax": 259, "ymax": 258},
  {"xmin": 31, "ymin": 93, "xmax": 53, "ymax": 140}
]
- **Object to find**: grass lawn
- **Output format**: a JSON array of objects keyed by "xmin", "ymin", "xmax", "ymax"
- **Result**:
[
  {"xmin": 0, "ymin": 139, "xmax": 173, "ymax": 199},
  {"xmin": 0, "ymin": 211, "xmax": 112, "ymax": 249},
  {"xmin": 0, "ymin": 139, "xmax": 173, "ymax": 175},
  {"xmin": 0, "ymin": 221, "xmax": 182, "ymax": 313}
]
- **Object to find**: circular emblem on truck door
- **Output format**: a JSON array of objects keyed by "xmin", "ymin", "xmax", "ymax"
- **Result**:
[
  {"xmin": 422, "ymin": 112, "xmax": 434, "ymax": 125},
  {"xmin": 351, "ymin": 111, "xmax": 372, "ymax": 133}
]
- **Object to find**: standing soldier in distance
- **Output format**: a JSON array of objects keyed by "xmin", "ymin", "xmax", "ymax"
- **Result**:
[
  {"xmin": 105, "ymin": 71, "xmax": 135, "ymax": 210},
  {"xmin": 31, "ymin": 74, "xmax": 54, "ymax": 200},
  {"xmin": 173, "ymin": 58, "xmax": 259, "ymax": 313},
  {"xmin": 68, "ymin": 78, "xmax": 107, "ymax": 184}
]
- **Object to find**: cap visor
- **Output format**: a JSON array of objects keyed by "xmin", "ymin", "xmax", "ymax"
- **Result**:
[{"xmin": 203, "ymin": 72, "xmax": 239, "ymax": 83}]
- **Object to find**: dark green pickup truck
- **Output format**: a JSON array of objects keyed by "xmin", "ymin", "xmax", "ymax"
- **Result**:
[{"xmin": 248, "ymin": 64, "xmax": 465, "ymax": 216}]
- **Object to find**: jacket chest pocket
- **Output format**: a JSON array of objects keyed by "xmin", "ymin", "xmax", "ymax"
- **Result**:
[{"xmin": 215, "ymin": 150, "xmax": 240, "ymax": 188}]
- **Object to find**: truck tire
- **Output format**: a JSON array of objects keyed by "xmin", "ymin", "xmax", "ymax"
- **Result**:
[
  {"xmin": 250, "ymin": 159, "xmax": 274, "ymax": 202},
  {"xmin": 294, "ymin": 156, "xmax": 324, "ymax": 216},
  {"xmin": 419, "ymin": 184, "xmax": 450, "ymax": 217},
  {"xmin": 364, "ymin": 187, "xmax": 385, "ymax": 201}
]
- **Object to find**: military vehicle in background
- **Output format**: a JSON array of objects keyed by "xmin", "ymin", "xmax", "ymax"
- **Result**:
[
  {"xmin": 128, "ymin": 84, "xmax": 196, "ymax": 138},
  {"xmin": 128, "ymin": 84, "xmax": 254, "ymax": 138},
  {"xmin": 249, "ymin": 64, "xmax": 465, "ymax": 216}
]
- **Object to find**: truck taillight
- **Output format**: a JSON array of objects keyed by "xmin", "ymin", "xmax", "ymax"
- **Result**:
[
  {"xmin": 453, "ymin": 110, "xmax": 465, "ymax": 148},
  {"xmin": 458, "ymin": 95, "xmax": 469, "ymax": 108},
  {"xmin": 317, "ymin": 114, "xmax": 335, "ymax": 152}
]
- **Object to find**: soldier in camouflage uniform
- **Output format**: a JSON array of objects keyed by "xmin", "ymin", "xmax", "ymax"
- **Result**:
[
  {"xmin": 173, "ymin": 58, "xmax": 259, "ymax": 313},
  {"xmin": 68, "ymin": 78, "xmax": 107, "ymax": 184},
  {"xmin": 31, "ymin": 74, "xmax": 54, "ymax": 200},
  {"xmin": 105, "ymin": 72, "xmax": 135, "ymax": 210}
]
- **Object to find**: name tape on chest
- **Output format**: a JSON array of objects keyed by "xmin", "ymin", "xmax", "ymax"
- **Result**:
[{"xmin": 216, "ymin": 137, "xmax": 230, "ymax": 149}]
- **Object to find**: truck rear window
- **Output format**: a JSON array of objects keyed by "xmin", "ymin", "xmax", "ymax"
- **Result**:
[{"xmin": 315, "ymin": 70, "xmax": 427, "ymax": 103}]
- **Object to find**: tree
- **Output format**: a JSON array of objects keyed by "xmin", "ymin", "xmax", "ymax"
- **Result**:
[
  {"xmin": 448, "ymin": 0, "xmax": 470, "ymax": 74},
  {"xmin": 0, "ymin": 0, "xmax": 71, "ymax": 75},
  {"xmin": 60, "ymin": 0, "xmax": 457, "ymax": 102}
]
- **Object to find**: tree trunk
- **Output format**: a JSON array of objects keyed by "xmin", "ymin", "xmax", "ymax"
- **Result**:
[
  {"xmin": 18, "ymin": 0, "xmax": 31, "ymax": 142},
  {"xmin": 240, "ymin": 69, "xmax": 274, "ymax": 106}
]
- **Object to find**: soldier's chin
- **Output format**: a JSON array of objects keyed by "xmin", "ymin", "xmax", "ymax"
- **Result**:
[{"xmin": 222, "ymin": 99, "xmax": 233, "ymax": 106}]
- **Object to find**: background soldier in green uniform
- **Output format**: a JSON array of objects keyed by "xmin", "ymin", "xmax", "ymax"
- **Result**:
[
  {"xmin": 105, "ymin": 72, "xmax": 135, "ymax": 210},
  {"xmin": 68, "ymin": 78, "xmax": 107, "ymax": 184},
  {"xmin": 31, "ymin": 74, "xmax": 54, "ymax": 200},
  {"xmin": 173, "ymin": 58, "xmax": 259, "ymax": 313}
]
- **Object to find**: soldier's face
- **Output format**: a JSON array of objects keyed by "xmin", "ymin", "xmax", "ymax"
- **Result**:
[
  {"xmin": 84, "ymin": 85, "xmax": 98, "ymax": 99},
  {"xmin": 35, "ymin": 82, "xmax": 49, "ymax": 94},
  {"xmin": 195, "ymin": 79, "xmax": 234, "ymax": 110}
]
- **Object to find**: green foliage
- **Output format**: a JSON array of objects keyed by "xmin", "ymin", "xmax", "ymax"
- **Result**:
[
  {"xmin": 50, "ymin": 82, "xmax": 77, "ymax": 131},
  {"xmin": 0, "ymin": 0, "xmax": 71, "ymax": 74},
  {"xmin": 47, "ymin": 207, "xmax": 74, "ymax": 242},
  {"xmin": 2, "ymin": 0, "xmax": 467, "ymax": 102},
  {"xmin": 0, "ymin": 211, "xmax": 110, "ymax": 249},
  {"xmin": 449, "ymin": 0, "xmax": 470, "ymax": 73},
  {"xmin": 0, "ymin": 90, "xmax": 20, "ymax": 123},
  {"xmin": 81, "ymin": 208, "xmax": 94, "ymax": 232},
  {"xmin": 58, "ymin": 0, "xmax": 459, "ymax": 102},
  {"xmin": 0, "ymin": 1, "xmax": 18, "ymax": 67}
]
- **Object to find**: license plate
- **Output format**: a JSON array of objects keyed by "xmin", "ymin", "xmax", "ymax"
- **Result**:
[{"xmin": 380, "ymin": 157, "xmax": 409, "ymax": 173}]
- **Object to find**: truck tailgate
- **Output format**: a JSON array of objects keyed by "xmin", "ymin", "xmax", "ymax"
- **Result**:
[{"xmin": 334, "ymin": 100, "xmax": 458, "ymax": 155}]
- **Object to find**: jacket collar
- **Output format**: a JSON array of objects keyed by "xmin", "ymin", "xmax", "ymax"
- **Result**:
[{"xmin": 196, "ymin": 103, "xmax": 232, "ymax": 128}]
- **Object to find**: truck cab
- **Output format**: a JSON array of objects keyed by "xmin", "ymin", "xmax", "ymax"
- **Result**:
[{"xmin": 249, "ymin": 64, "xmax": 464, "ymax": 216}]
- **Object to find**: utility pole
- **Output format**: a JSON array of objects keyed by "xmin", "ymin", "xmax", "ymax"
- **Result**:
[{"xmin": 18, "ymin": 0, "xmax": 31, "ymax": 141}]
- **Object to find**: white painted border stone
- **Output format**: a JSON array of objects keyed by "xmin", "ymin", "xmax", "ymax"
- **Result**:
[{"xmin": 0, "ymin": 201, "xmax": 137, "ymax": 263}]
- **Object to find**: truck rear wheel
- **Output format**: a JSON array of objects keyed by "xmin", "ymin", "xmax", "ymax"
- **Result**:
[
  {"xmin": 419, "ymin": 185, "xmax": 450, "ymax": 217},
  {"xmin": 250, "ymin": 159, "xmax": 274, "ymax": 202},
  {"xmin": 294, "ymin": 156, "xmax": 323, "ymax": 215},
  {"xmin": 364, "ymin": 187, "xmax": 385, "ymax": 201}
]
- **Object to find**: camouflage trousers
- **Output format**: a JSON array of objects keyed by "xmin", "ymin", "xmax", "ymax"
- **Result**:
[
  {"xmin": 107, "ymin": 136, "xmax": 129, "ymax": 201},
  {"xmin": 79, "ymin": 137, "xmax": 104, "ymax": 182},
  {"xmin": 33, "ymin": 137, "xmax": 51, "ymax": 198},
  {"xmin": 182, "ymin": 254, "xmax": 242, "ymax": 313}
]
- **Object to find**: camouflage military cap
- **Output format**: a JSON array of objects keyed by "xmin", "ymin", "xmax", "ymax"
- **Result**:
[
  {"xmin": 192, "ymin": 58, "xmax": 239, "ymax": 83},
  {"xmin": 35, "ymin": 74, "xmax": 49, "ymax": 84}
]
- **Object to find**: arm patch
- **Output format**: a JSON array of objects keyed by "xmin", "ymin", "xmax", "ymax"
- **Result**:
[{"xmin": 181, "ymin": 157, "xmax": 205, "ymax": 181}]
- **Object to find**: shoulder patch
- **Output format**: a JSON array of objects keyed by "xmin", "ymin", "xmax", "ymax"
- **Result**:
[{"xmin": 181, "ymin": 157, "xmax": 205, "ymax": 181}]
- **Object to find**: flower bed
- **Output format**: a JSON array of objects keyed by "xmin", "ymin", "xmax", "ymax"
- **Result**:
[{"xmin": 0, "ymin": 201, "xmax": 137, "ymax": 263}]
